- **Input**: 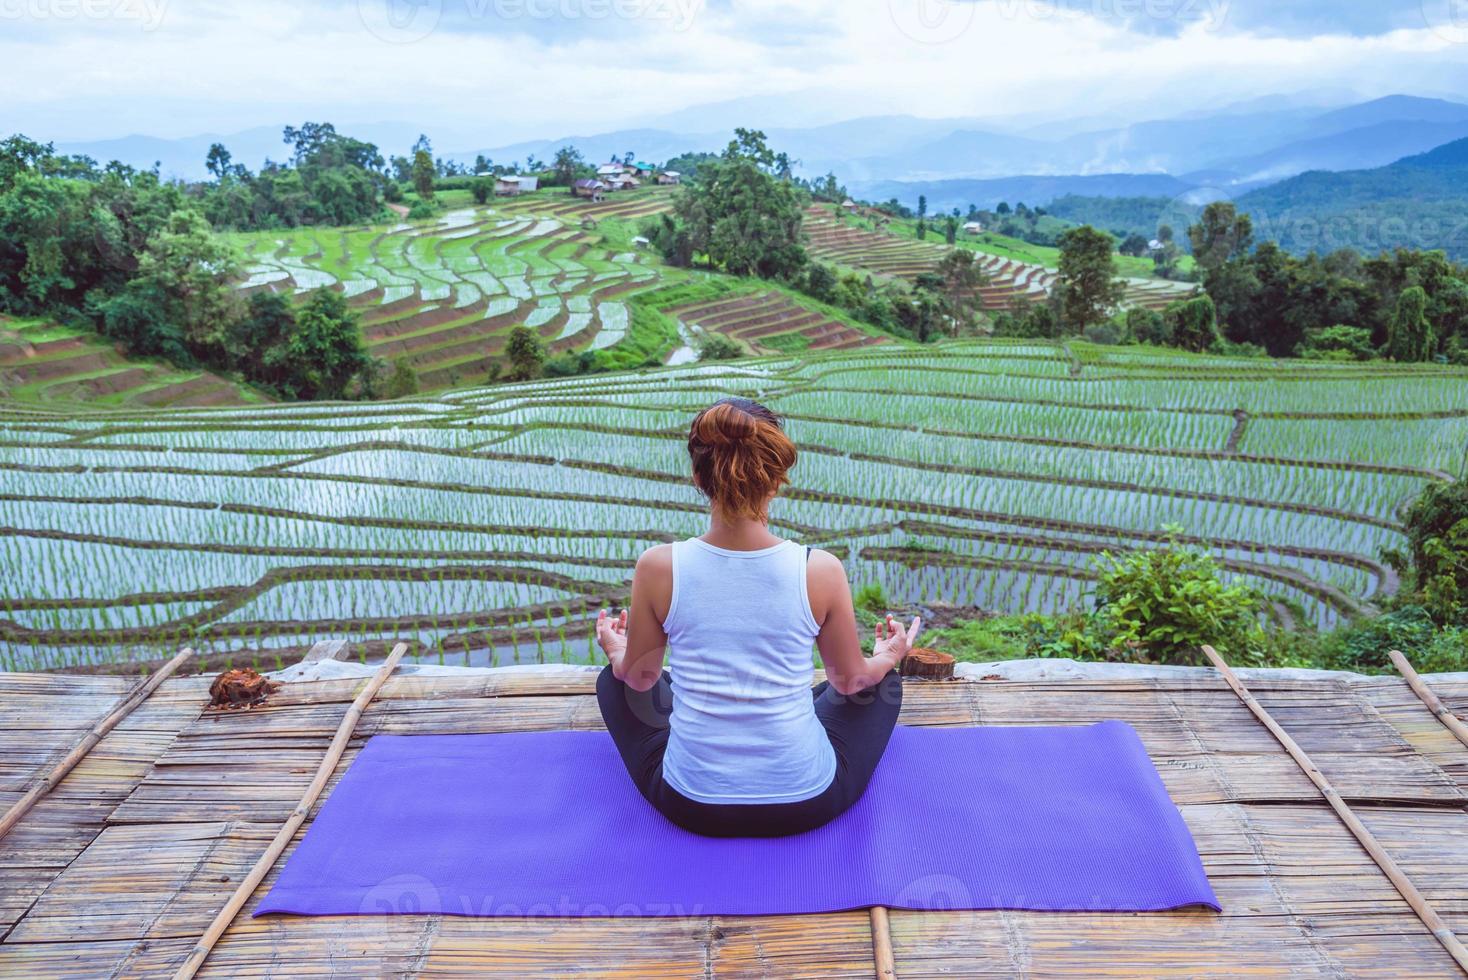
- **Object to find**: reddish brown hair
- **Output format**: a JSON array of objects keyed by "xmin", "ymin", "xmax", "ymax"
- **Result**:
[{"xmin": 687, "ymin": 398, "xmax": 797, "ymax": 521}]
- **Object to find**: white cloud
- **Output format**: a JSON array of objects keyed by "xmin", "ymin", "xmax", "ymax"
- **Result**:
[{"xmin": 0, "ymin": 0, "xmax": 1464, "ymax": 142}]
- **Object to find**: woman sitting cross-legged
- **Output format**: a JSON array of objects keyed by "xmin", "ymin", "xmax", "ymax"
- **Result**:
[{"xmin": 594, "ymin": 397, "xmax": 919, "ymax": 838}]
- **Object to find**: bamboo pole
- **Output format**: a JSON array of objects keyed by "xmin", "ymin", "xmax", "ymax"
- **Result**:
[
  {"xmin": 869, "ymin": 905, "xmax": 897, "ymax": 979},
  {"xmin": 0, "ymin": 647, "xmax": 195, "ymax": 842},
  {"xmin": 1390, "ymin": 649, "xmax": 1468, "ymax": 750},
  {"xmin": 1202, "ymin": 645, "xmax": 1468, "ymax": 975},
  {"xmin": 173, "ymin": 643, "xmax": 407, "ymax": 980}
]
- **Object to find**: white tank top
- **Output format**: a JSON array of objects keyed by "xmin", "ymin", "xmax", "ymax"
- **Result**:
[{"xmin": 659, "ymin": 537, "xmax": 837, "ymax": 804}]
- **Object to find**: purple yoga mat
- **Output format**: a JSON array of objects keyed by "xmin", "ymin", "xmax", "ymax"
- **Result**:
[{"xmin": 256, "ymin": 722, "xmax": 1219, "ymax": 918}]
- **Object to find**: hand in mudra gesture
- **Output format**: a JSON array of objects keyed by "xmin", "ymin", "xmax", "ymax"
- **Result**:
[
  {"xmin": 596, "ymin": 608, "xmax": 629, "ymax": 662},
  {"xmin": 875, "ymin": 614, "xmax": 922, "ymax": 666}
]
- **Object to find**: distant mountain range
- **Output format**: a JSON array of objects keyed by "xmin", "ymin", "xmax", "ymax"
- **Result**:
[
  {"xmin": 1233, "ymin": 135, "xmax": 1468, "ymax": 260},
  {"xmin": 45, "ymin": 95, "xmax": 1468, "ymax": 247}
]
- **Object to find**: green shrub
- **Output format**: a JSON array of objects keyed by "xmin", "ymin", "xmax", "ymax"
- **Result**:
[
  {"xmin": 543, "ymin": 350, "xmax": 597, "ymax": 377},
  {"xmin": 853, "ymin": 582, "xmax": 890, "ymax": 616},
  {"xmin": 1083, "ymin": 321, "xmax": 1123, "ymax": 345},
  {"xmin": 1388, "ymin": 479, "xmax": 1468, "ymax": 626},
  {"xmin": 406, "ymin": 200, "xmax": 436, "ymax": 220},
  {"xmin": 385, "ymin": 360, "xmax": 419, "ymax": 398},
  {"xmin": 1125, "ymin": 307, "xmax": 1170, "ymax": 346},
  {"xmin": 471, "ymin": 179, "xmax": 492, "ymax": 205},
  {"xmin": 1314, "ymin": 607, "xmax": 1466, "ymax": 674},
  {"xmin": 695, "ymin": 333, "xmax": 744, "ymax": 361},
  {"xmin": 1090, "ymin": 536, "xmax": 1265, "ymax": 664},
  {"xmin": 1299, "ymin": 324, "xmax": 1376, "ymax": 361}
]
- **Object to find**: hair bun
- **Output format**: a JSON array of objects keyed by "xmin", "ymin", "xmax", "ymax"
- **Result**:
[
  {"xmin": 697, "ymin": 405, "xmax": 756, "ymax": 447},
  {"xmin": 686, "ymin": 398, "xmax": 797, "ymax": 521}
]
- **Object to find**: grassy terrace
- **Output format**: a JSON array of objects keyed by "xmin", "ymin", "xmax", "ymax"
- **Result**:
[
  {"xmin": 0, "ymin": 316, "xmax": 262, "ymax": 409},
  {"xmin": 2, "ymin": 340, "xmax": 1463, "ymax": 671},
  {"xmin": 806, "ymin": 205, "xmax": 1199, "ymax": 312}
]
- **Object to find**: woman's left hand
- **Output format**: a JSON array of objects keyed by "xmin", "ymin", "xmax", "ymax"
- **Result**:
[{"xmin": 596, "ymin": 608, "xmax": 629, "ymax": 664}]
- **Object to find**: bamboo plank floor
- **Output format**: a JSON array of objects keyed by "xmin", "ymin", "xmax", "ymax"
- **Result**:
[{"xmin": 1, "ymin": 668, "xmax": 1465, "ymax": 978}]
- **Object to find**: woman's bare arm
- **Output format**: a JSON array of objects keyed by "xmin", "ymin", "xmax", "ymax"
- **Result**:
[
  {"xmin": 806, "ymin": 549, "xmax": 920, "ymax": 695},
  {"xmin": 596, "ymin": 544, "xmax": 672, "ymax": 692}
]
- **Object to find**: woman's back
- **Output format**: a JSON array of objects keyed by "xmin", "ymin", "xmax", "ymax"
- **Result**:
[{"xmin": 659, "ymin": 537, "xmax": 836, "ymax": 804}]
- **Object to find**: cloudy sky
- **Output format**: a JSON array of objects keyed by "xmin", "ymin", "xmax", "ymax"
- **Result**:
[{"xmin": 3, "ymin": 0, "xmax": 1468, "ymax": 144}]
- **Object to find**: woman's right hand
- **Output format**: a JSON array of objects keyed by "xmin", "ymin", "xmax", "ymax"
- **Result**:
[{"xmin": 874, "ymin": 614, "xmax": 921, "ymax": 667}]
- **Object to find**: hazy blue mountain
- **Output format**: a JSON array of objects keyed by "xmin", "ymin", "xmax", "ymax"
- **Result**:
[
  {"xmin": 41, "ymin": 95, "xmax": 1468, "ymax": 208},
  {"xmin": 56, "ymin": 121, "xmax": 474, "ymax": 181},
  {"xmin": 1234, "ymin": 136, "xmax": 1468, "ymax": 259},
  {"xmin": 847, "ymin": 173, "xmax": 1196, "ymax": 214},
  {"xmin": 1207, "ymin": 119, "xmax": 1468, "ymax": 184}
]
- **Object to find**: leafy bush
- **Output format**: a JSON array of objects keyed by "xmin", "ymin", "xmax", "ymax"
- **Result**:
[
  {"xmin": 1388, "ymin": 479, "xmax": 1468, "ymax": 626},
  {"xmin": 406, "ymin": 200, "xmax": 436, "ymax": 220},
  {"xmin": 471, "ymin": 179, "xmax": 492, "ymax": 205},
  {"xmin": 1166, "ymin": 294, "xmax": 1221, "ymax": 352},
  {"xmin": 1089, "ymin": 537, "xmax": 1265, "ymax": 664},
  {"xmin": 543, "ymin": 350, "xmax": 598, "ymax": 377},
  {"xmin": 1126, "ymin": 306, "xmax": 1171, "ymax": 346},
  {"xmin": 1312, "ymin": 607, "xmax": 1466, "ymax": 674},
  {"xmin": 385, "ymin": 360, "xmax": 419, "ymax": 398},
  {"xmin": 695, "ymin": 333, "xmax": 744, "ymax": 361},
  {"xmin": 1083, "ymin": 321, "xmax": 1123, "ymax": 345},
  {"xmin": 1299, "ymin": 324, "xmax": 1376, "ymax": 361}
]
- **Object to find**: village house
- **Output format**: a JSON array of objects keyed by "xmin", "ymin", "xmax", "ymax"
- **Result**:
[
  {"xmin": 656, "ymin": 170, "xmax": 681, "ymax": 185},
  {"xmin": 571, "ymin": 178, "xmax": 606, "ymax": 202},
  {"xmin": 963, "ymin": 220, "xmax": 985, "ymax": 235},
  {"xmin": 494, "ymin": 175, "xmax": 539, "ymax": 197}
]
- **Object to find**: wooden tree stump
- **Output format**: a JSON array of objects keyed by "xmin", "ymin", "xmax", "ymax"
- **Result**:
[
  {"xmin": 208, "ymin": 668, "xmax": 280, "ymax": 709},
  {"xmin": 901, "ymin": 647, "xmax": 955, "ymax": 681}
]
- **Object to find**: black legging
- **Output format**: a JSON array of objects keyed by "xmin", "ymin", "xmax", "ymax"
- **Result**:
[{"xmin": 596, "ymin": 665, "xmax": 903, "ymax": 837}]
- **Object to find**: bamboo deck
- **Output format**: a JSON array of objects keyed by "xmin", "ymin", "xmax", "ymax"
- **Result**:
[{"xmin": 1, "ymin": 664, "xmax": 1466, "ymax": 978}]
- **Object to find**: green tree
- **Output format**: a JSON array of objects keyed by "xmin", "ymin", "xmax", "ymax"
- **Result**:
[
  {"xmin": 1166, "ymin": 294, "xmax": 1220, "ymax": 353},
  {"xmin": 668, "ymin": 129, "xmax": 807, "ymax": 279},
  {"xmin": 916, "ymin": 194, "xmax": 928, "ymax": 241},
  {"xmin": 1189, "ymin": 201, "xmax": 1253, "ymax": 275},
  {"xmin": 130, "ymin": 208, "xmax": 240, "ymax": 359},
  {"xmin": 412, "ymin": 149, "xmax": 436, "ymax": 201},
  {"xmin": 504, "ymin": 324, "xmax": 545, "ymax": 381},
  {"xmin": 932, "ymin": 248, "xmax": 987, "ymax": 336},
  {"xmin": 1056, "ymin": 225, "xmax": 1123, "ymax": 333},
  {"xmin": 471, "ymin": 178, "xmax": 492, "ymax": 205},
  {"xmin": 552, "ymin": 145, "xmax": 585, "ymax": 187},
  {"xmin": 1388, "ymin": 285, "xmax": 1434, "ymax": 362},
  {"xmin": 268, "ymin": 288, "xmax": 371, "ymax": 400}
]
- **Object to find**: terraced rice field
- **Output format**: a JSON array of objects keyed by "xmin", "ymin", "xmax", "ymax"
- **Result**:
[
  {"xmin": 671, "ymin": 292, "xmax": 885, "ymax": 354},
  {"xmin": 804, "ymin": 208, "xmax": 1198, "ymax": 313},
  {"xmin": 232, "ymin": 199, "xmax": 668, "ymax": 390},
  {"xmin": 0, "ymin": 317, "xmax": 259, "ymax": 408},
  {"xmin": 2, "ymin": 341, "xmax": 1463, "ymax": 672}
]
